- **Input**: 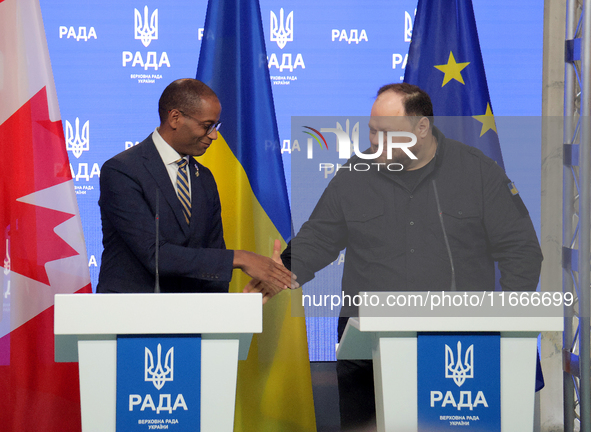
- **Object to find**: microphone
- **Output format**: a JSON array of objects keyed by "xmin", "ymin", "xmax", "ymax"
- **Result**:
[
  {"xmin": 154, "ymin": 190, "xmax": 160, "ymax": 293},
  {"xmin": 432, "ymin": 180, "xmax": 456, "ymax": 291}
]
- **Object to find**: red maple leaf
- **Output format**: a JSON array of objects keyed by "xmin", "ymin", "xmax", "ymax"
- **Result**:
[{"xmin": 0, "ymin": 88, "xmax": 79, "ymax": 285}]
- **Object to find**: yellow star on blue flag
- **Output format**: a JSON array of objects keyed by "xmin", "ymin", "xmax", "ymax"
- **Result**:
[
  {"xmin": 434, "ymin": 51, "xmax": 470, "ymax": 87},
  {"xmin": 404, "ymin": 0, "xmax": 505, "ymax": 169},
  {"xmin": 473, "ymin": 103, "xmax": 497, "ymax": 137}
]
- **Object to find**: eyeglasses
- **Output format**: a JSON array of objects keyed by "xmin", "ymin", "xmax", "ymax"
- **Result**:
[{"xmin": 178, "ymin": 110, "xmax": 222, "ymax": 135}]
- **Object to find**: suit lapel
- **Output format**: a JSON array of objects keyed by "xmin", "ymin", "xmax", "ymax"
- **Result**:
[
  {"xmin": 142, "ymin": 138, "xmax": 190, "ymax": 236},
  {"xmin": 188, "ymin": 158, "xmax": 204, "ymax": 230}
]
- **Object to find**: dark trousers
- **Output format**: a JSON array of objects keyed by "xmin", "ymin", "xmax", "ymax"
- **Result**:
[{"xmin": 337, "ymin": 317, "xmax": 377, "ymax": 431}]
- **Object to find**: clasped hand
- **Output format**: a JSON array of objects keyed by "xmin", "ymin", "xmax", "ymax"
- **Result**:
[{"xmin": 241, "ymin": 239, "xmax": 298, "ymax": 304}]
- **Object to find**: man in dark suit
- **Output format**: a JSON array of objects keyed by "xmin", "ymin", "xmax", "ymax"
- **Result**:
[
  {"xmin": 97, "ymin": 79, "xmax": 293, "ymax": 294},
  {"xmin": 249, "ymin": 83, "xmax": 542, "ymax": 430}
]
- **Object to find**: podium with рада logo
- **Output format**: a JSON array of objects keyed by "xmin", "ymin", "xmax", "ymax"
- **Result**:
[
  {"xmin": 336, "ymin": 291, "xmax": 564, "ymax": 432},
  {"xmin": 54, "ymin": 293, "xmax": 261, "ymax": 432}
]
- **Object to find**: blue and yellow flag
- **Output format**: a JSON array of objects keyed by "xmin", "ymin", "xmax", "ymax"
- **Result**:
[
  {"xmin": 196, "ymin": 0, "xmax": 316, "ymax": 431},
  {"xmin": 404, "ymin": 0, "xmax": 504, "ymax": 169}
]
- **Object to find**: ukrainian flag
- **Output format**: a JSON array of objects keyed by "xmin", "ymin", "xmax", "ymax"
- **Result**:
[
  {"xmin": 404, "ymin": 0, "xmax": 504, "ymax": 168},
  {"xmin": 196, "ymin": 0, "xmax": 316, "ymax": 430}
]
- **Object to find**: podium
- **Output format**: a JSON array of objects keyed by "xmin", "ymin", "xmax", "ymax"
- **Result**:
[
  {"xmin": 336, "ymin": 292, "xmax": 564, "ymax": 432},
  {"xmin": 54, "ymin": 293, "xmax": 262, "ymax": 432}
]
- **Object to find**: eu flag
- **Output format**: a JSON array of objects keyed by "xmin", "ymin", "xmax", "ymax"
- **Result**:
[
  {"xmin": 196, "ymin": 0, "xmax": 316, "ymax": 430},
  {"xmin": 404, "ymin": 0, "xmax": 504, "ymax": 169},
  {"xmin": 404, "ymin": 0, "xmax": 544, "ymax": 392}
]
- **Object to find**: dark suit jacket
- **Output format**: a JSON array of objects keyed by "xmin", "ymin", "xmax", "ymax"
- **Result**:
[{"xmin": 97, "ymin": 135, "xmax": 234, "ymax": 293}]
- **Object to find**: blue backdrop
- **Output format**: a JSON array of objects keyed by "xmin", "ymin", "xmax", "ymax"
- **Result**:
[{"xmin": 39, "ymin": 0, "xmax": 543, "ymax": 361}]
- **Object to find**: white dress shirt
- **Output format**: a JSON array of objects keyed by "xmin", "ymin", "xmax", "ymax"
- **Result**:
[{"xmin": 151, "ymin": 127, "xmax": 191, "ymax": 197}]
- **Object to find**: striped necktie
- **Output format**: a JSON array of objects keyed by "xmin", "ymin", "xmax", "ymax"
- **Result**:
[{"xmin": 176, "ymin": 158, "xmax": 191, "ymax": 224}]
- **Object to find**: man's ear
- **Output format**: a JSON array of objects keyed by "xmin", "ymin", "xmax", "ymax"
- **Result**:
[
  {"xmin": 416, "ymin": 116, "xmax": 430, "ymax": 138},
  {"xmin": 167, "ymin": 109, "xmax": 181, "ymax": 129}
]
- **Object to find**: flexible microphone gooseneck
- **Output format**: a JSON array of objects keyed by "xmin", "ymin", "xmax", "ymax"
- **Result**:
[
  {"xmin": 154, "ymin": 190, "xmax": 160, "ymax": 294},
  {"xmin": 432, "ymin": 179, "xmax": 456, "ymax": 291}
]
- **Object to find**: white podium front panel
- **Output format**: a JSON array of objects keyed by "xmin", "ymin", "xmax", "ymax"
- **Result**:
[
  {"xmin": 336, "ymin": 291, "xmax": 564, "ymax": 432},
  {"xmin": 54, "ymin": 293, "xmax": 262, "ymax": 432}
]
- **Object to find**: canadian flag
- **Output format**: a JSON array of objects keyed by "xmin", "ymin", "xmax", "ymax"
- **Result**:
[{"xmin": 0, "ymin": 0, "xmax": 91, "ymax": 430}]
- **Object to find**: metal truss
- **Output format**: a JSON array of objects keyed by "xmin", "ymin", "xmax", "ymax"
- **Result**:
[{"xmin": 564, "ymin": 0, "xmax": 591, "ymax": 430}]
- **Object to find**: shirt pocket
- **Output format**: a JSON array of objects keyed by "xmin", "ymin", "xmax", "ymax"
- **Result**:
[
  {"xmin": 436, "ymin": 203, "xmax": 485, "ymax": 249},
  {"xmin": 343, "ymin": 203, "xmax": 385, "ymax": 249}
]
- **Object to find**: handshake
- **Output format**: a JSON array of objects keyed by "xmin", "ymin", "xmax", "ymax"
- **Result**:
[{"xmin": 236, "ymin": 239, "xmax": 297, "ymax": 304}]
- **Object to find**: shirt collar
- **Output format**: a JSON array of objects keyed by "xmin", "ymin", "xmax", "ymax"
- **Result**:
[{"xmin": 152, "ymin": 127, "xmax": 184, "ymax": 166}]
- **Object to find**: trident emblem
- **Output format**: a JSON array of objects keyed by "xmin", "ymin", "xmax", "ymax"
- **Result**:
[
  {"xmin": 65, "ymin": 118, "xmax": 90, "ymax": 159},
  {"xmin": 270, "ymin": 8, "xmax": 293, "ymax": 49},
  {"xmin": 445, "ymin": 341, "xmax": 474, "ymax": 387},
  {"xmin": 404, "ymin": 10, "xmax": 415, "ymax": 42},
  {"xmin": 145, "ymin": 344, "xmax": 174, "ymax": 390},
  {"xmin": 134, "ymin": 6, "xmax": 158, "ymax": 47}
]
